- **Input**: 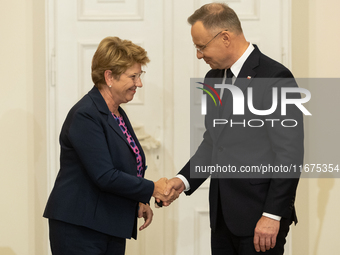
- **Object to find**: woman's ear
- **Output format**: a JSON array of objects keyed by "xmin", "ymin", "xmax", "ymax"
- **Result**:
[{"xmin": 104, "ymin": 70, "xmax": 113, "ymax": 87}]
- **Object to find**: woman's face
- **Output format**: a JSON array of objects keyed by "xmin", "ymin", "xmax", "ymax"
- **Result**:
[{"xmin": 109, "ymin": 63, "xmax": 143, "ymax": 105}]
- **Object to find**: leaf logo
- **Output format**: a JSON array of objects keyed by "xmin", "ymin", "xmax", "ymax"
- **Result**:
[{"xmin": 196, "ymin": 82, "xmax": 222, "ymax": 106}]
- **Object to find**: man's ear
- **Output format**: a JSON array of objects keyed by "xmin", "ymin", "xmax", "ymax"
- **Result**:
[{"xmin": 221, "ymin": 31, "xmax": 231, "ymax": 46}]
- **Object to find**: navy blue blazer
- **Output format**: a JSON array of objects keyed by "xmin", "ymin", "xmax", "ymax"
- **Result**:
[
  {"xmin": 179, "ymin": 45, "xmax": 303, "ymax": 236},
  {"xmin": 44, "ymin": 86, "xmax": 154, "ymax": 239}
]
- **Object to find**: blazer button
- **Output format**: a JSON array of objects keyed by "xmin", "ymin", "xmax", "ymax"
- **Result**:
[{"xmin": 218, "ymin": 147, "xmax": 224, "ymax": 152}]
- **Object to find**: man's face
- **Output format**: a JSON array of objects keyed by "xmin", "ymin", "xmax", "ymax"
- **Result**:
[{"xmin": 191, "ymin": 21, "xmax": 229, "ymax": 70}]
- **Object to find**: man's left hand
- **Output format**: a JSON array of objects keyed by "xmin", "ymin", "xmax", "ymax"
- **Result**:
[{"xmin": 253, "ymin": 216, "xmax": 280, "ymax": 252}]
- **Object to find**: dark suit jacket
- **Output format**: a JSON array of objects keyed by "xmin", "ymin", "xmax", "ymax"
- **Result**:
[
  {"xmin": 179, "ymin": 45, "xmax": 303, "ymax": 236},
  {"xmin": 44, "ymin": 86, "xmax": 154, "ymax": 239}
]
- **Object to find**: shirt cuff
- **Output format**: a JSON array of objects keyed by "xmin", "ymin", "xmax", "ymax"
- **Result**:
[
  {"xmin": 175, "ymin": 174, "xmax": 190, "ymax": 192},
  {"xmin": 262, "ymin": 212, "xmax": 281, "ymax": 221}
]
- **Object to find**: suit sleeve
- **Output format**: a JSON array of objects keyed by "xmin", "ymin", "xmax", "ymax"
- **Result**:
[
  {"xmin": 179, "ymin": 129, "xmax": 213, "ymax": 195},
  {"xmin": 179, "ymin": 69, "xmax": 223, "ymax": 195}
]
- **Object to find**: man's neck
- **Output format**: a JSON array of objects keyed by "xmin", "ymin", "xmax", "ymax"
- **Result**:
[{"xmin": 230, "ymin": 38, "xmax": 250, "ymax": 66}]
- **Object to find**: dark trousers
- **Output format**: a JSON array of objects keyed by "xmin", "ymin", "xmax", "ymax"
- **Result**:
[
  {"xmin": 211, "ymin": 204, "xmax": 291, "ymax": 255},
  {"xmin": 49, "ymin": 219, "xmax": 126, "ymax": 255}
]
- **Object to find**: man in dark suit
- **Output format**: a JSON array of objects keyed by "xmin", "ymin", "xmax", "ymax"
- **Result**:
[{"xmin": 165, "ymin": 3, "xmax": 303, "ymax": 255}]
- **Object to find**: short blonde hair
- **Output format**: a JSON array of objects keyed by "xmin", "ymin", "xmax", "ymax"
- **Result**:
[{"xmin": 92, "ymin": 37, "xmax": 150, "ymax": 88}]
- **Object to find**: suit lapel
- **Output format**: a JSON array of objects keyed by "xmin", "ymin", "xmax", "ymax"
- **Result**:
[
  {"xmin": 107, "ymin": 112, "xmax": 131, "ymax": 146},
  {"xmin": 88, "ymin": 86, "xmax": 146, "ymax": 175},
  {"xmin": 88, "ymin": 86, "xmax": 138, "ymax": 151},
  {"xmin": 204, "ymin": 70, "xmax": 224, "ymax": 140},
  {"xmin": 215, "ymin": 45, "xmax": 261, "ymax": 137},
  {"xmin": 119, "ymin": 108, "xmax": 146, "ymax": 169},
  {"xmin": 109, "ymin": 108, "xmax": 146, "ymax": 175}
]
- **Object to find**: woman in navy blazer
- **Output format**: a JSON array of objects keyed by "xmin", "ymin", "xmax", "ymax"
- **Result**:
[{"xmin": 44, "ymin": 37, "xmax": 177, "ymax": 255}]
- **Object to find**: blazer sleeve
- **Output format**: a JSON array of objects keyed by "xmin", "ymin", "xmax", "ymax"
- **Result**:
[{"xmin": 65, "ymin": 106, "xmax": 154, "ymax": 204}]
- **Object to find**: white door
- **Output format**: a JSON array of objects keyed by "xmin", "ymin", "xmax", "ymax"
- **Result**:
[
  {"xmin": 47, "ymin": 0, "xmax": 170, "ymax": 254},
  {"xmin": 46, "ymin": 0, "xmax": 292, "ymax": 254}
]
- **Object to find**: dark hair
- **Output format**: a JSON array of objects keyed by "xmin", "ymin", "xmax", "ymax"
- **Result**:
[{"xmin": 188, "ymin": 3, "xmax": 243, "ymax": 34}]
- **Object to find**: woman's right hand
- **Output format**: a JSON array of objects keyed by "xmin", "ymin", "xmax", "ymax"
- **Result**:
[{"xmin": 153, "ymin": 178, "xmax": 179, "ymax": 206}]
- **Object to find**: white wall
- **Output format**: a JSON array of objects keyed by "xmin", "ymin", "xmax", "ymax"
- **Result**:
[
  {"xmin": 0, "ymin": 0, "xmax": 47, "ymax": 254},
  {"xmin": 292, "ymin": 0, "xmax": 340, "ymax": 254}
]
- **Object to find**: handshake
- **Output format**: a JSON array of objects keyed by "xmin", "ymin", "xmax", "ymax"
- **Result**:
[{"xmin": 152, "ymin": 177, "xmax": 185, "ymax": 207}]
